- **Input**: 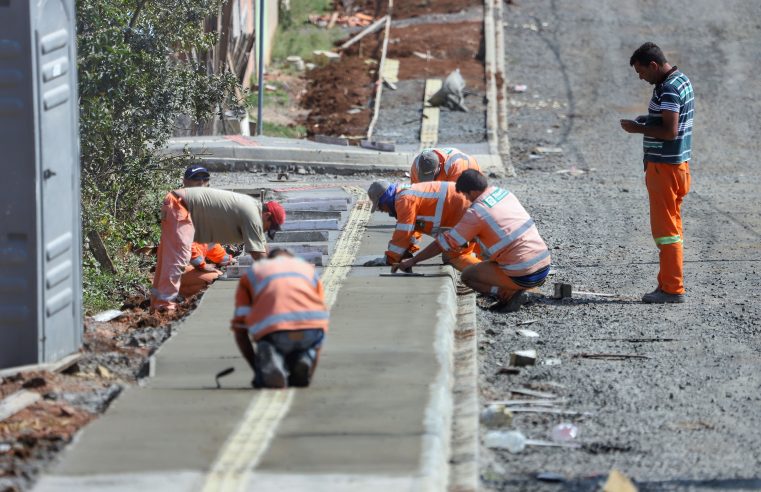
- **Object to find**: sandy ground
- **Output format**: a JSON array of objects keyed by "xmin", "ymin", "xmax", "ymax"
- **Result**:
[{"xmin": 477, "ymin": 0, "xmax": 761, "ymax": 489}]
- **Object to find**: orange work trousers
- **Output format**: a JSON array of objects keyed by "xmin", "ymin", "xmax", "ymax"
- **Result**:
[
  {"xmin": 645, "ymin": 161, "xmax": 691, "ymax": 294},
  {"xmin": 150, "ymin": 192, "xmax": 195, "ymax": 311},
  {"xmin": 443, "ymin": 242, "xmax": 481, "ymax": 271}
]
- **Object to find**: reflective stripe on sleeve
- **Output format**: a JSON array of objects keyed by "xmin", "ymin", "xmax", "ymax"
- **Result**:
[
  {"xmin": 234, "ymin": 306, "xmax": 252, "ymax": 317},
  {"xmin": 399, "ymin": 189, "xmax": 440, "ymax": 199},
  {"xmin": 654, "ymin": 235, "xmax": 682, "ymax": 245},
  {"xmin": 436, "ymin": 233, "xmax": 450, "ymax": 251},
  {"xmin": 432, "ymin": 184, "xmax": 448, "ymax": 229},
  {"xmin": 396, "ymin": 223, "xmax": 415, "ymax": 232},
  {"xmin": 248, "ymin": 310, "xmax": 329, "ymax": 336},
  {"xmin": 448, "ymin": 228, "xmax": 467, "ymax": 247},
  {"xmin": 444, "ymin": 153, "xmax": 469, "ymax": 174},
  {"xmin": 388, "ymin": 243, "xmax": 407, "ymax": 255}
]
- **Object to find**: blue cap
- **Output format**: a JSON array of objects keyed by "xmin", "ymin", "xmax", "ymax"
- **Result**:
[{"xmin": 184, "ymin": 165, "xmax": 210, "ymax": 180}]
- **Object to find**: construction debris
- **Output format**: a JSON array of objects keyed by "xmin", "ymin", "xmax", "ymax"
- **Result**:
[
  {"xmin": 603, "ymin": 469, "xmax": 638, "ymax": 492},
  {"xmin": 509, "ymin": 349, "xmax": 537, "ymax": 367},
  {"xmin": 0, "ymin": 390, "xmax": 41, "ymax": 422},
  {"xmin": 428, "ymin": 69, "xmax": 468, "ymax": 112},
  {"xmin": 480, "ymin": 404, "xmax": 513, "ymax": 428},
  {"xmin": 309, "ymin": 12, "xmax": 376, "ymax": 28},
  {"xmin": 517, "ymin": 328, "xmax": 539, "ymax": 338},
  {"xmin": 510, "ymin": 387, "xmax": 557, "ymax": 399},
  {"xmin": 338, "ymin": 15, "xmax": 388, "ymax": 50}
]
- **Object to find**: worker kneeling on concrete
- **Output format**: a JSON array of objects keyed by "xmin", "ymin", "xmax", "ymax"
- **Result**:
[
  {"xmin": 367, "ymin": 180, "xmax": 480, "ymax": 271},
  {"xmin": 394, "ymin": 170, "xmax": 551, "ymax": 312},
  {"xmin": 231, "ymin": 249, "xmax": 328, "ymax": 389},
  {"xmin": 150, "ymin": 187, "xmax": 285, "ymax": 312},
  {"xmin": 410, "ymin": 147, "xmax": 480, "ymax": 184}
]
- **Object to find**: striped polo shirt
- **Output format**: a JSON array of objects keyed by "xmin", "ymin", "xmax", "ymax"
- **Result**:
[{"xmin": 643, "ymin": 68, "xmax": 694, "ymax": 163}]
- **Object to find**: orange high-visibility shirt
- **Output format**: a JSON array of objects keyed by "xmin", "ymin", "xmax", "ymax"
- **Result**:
[
  {"xmin": 189, "ymin": 242, "xmax": 231, "ymax": 269},
  {"xmin": 231, "ymin": 257, "xmax": 329, "ymax": 341},
  {"xmin": 439, "ymin": 186, "xmax": 551, "ymax": 277},
  {"xmin": 410, "ymin": 148, "xmax": 480, "ymax": 184},
  {"xmin": 386, "ymin": 181, "xmax": 470, "ymax": 263}
]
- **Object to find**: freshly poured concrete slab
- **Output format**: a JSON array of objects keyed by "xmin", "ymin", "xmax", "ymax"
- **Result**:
[{"xmin": 36, "ymin": 187, "xmax": 457, "ymax": 492}]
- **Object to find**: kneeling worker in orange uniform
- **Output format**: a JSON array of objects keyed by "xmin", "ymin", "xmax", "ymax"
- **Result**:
[
  {"xmin": 366, "ymin": 180, "xmax": 480, "ymax": 271},
  {"xmin": 395, "ymin": 170, "xmax": 551, "ymax": 312},
  {"xmin": 410, "ymin": 147, "xmax": 480, "ymax": 184},
  {"xmin": 231, "ymin": 248, "xmax": 328, "ymax": 388},
  {"xmin": 150, "ymin": 187, "xmax": 285, "ymax": 312}
]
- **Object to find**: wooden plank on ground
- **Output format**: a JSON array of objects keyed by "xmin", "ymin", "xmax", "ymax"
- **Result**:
[
  {"xmin": 420, "ymin": 78, "xmax": 442, "ymax": 150},
  {"xmin": 0, "ymin": 390, "xmax": 41, "ymax": 422}
]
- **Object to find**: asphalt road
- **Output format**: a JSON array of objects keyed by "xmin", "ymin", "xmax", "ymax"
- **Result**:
[{"xmin": 479, "ymin": 0, "xmax": 761, "ymax": 489}]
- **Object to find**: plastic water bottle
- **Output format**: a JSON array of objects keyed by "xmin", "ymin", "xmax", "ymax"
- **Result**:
[
  {"xmin": 484, "ymin": 430, "xmax": 527, "ymax": 453},
  {"xmin": 550, "ymin": 423, "xmax": 578, "ymax": 443}
]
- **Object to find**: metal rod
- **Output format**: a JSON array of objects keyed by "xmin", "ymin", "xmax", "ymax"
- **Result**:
[{"xmin": 256, "ymin": 0, "xmax": 265, "ymax": 135}]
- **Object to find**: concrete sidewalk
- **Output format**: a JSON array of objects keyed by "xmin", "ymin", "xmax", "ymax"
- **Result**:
[
  {"xmin": 35, "ymin": 196, "xmax": 461, "ymax": 491},
  {"xmin": 166, "ymin": 135, "xmax": 506, "ymax": 177}
]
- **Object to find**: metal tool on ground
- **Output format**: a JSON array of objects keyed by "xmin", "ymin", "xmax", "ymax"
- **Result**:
[
  {"xmin": 510, "ymin": 387, "xmax": 557, "ymax": 399},
  {"xmin": 574, "ymin": 353, "xmax": 651, "ymax": 361},
  {"xmin": 484, "ymin": 430, "xmax": 581, "ymax": 453},
  {"xmin": 379, "ymin": 272, "xmax": 451, "ymax": 278},
  {"xmin": 214, "ymin": 367, "xmax": 235, "ymax": 388}
]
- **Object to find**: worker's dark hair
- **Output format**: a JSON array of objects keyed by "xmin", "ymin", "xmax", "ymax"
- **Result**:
[
  {"xmin": 268, "ymin": 248, "xmax": 294, "ymax": 259},
  {"xmin": 630, "ymin": 42, "xmax": 667, "ymax": 66},
  {"xmin": 456, "ymin": 169, "xmax": 488, "ymax": 195}
]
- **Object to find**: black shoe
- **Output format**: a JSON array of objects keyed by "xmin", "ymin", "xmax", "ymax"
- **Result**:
[
  {"xmin": 642, "ymin": 288, "xmax": 685, "ymax": 304},
  {"xmin": 490, "ymin": 291, "xmax": 530, "ymax": 313},
  {"xmin": 288, "ymin": 353, "xmax": 314, "ymax": 387},
  {"xmin": 256, "ymin": 341, "xmax": 288, "ymax": 388}
]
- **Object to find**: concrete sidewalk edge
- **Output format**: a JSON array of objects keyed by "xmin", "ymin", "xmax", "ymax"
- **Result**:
[{"xmin": 419, "ymin": 266, "xmax": 458, "ymax": 491}]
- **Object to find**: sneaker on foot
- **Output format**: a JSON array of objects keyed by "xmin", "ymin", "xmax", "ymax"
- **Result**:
[
  {"xmin": 288, "ymin": 352, "xmax": 314, "ymax": 387},
  {"xmin": 256, "ymin": 341, "xmax": 288, "ymax": 388},
  {"xmin": 490, "ymin": 291, "xmax": 530, "ymax": 313},
  {"xmin": 642, "ymin": 288, "xmax": 685, "ymax": 304}
]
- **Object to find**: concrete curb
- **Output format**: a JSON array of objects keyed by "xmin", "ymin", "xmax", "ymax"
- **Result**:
[{"xmin": 419, "ymin": 266, "xmax": 458, "ymax": 491}]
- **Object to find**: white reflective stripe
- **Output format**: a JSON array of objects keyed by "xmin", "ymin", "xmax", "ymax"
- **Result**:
[
  {"xmin": 499, "ymin": 250, "xmax": 551, "ymax": 271},
  {"xmin": 448, "ymin": 228, "xmax": 467, "ymax": 246},
  {"xmin": 490, "ymin": 219, "xmax": 536, "ymax": 253},
  {"xmin": 399, "ymin": 189, "xmax": 440, "ymax": 199},
  {"xmin": 235, "ymin": 306, "xmax": 252, "ymax": 317},
  {"xmin": 410, "ymin": 235, "xmax": 420, "ymax": 244},
  {"xmin": 444, "ymin": 153, "xmax": 469, "ymax": 174},
  {"xmin": 432, "ymin": 184, "xmax": 448, "ymax": 229},
  {"xmin": 150, "ymin": 288, "xmax": 177, "ymax": 301},
  {"xmin": 473, "ymin": 202, "xmax": 512, "ymax": 247},
  {"xmin": 254, "ymin": 272, "xmax": 317, "ymax": 296},
  {"xmin": 189, "ymin": 256, "xmax": 204, "ymax": 266},
  {"xmin": 475, "ymin": 237, "xmax": 490, "ymax": 258},
  {"xmin": 245, "ymin": 267, "xmax": 257, "ymax": 292},
  {"xmin": 207, "ymin": 243, "xmax": 216, "ymax": 248},
  {"xmin": 436, "ymin": 233, "xmax": 450, "ymax": 251},
  {"xmin": 248, "ymin": 310, "xmax": 329, "ymax": 336},
  {"xmin": 396, "ymin": 223, "xmax": 415, "ymax": 232},
  {"xmin": 388, "ymin": 243, "xmax": 406, "ymax": 254},
  {"xmin": 417, "ymin": 215, "xmax": 435, "ymax": 222}
]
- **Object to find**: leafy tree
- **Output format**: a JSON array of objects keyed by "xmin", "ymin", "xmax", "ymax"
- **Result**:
[{"xmin": 76, "ymin": 0, "xmax": 239, "ymax": 311}]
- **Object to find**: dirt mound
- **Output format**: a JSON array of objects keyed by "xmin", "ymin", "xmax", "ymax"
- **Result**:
[
  {"xmin": 339, "ymin": 0, "xmax": 482, "ymax": 19},
  {"xmin": 303, "ymin": 57, "xmax": 375, "ymax": 138}
]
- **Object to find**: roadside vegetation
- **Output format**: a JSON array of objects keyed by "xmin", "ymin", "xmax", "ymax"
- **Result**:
[{"xmin": 77, "ymin": 0, "xmax": 239, "ymax": 312}]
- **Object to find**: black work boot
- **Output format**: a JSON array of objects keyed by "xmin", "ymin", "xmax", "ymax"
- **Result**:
[
  {"xmin": 490, "ymin": 291, "xmax": 530, "ymax": 313},
  {"xmin": 642, "ymin": 288, "xmax": 686, "ymax": 304},
  {"xmin": 288, "ymin": 352, "xmax": 314, "ymax": 387},
  {"xmin": 256, "ymin": 341, "xmax": 288, "ymax": 388}
]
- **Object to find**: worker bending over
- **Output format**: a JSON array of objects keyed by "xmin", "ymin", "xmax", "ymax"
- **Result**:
[
  {"xmin": 410, "ymin": 147, "xmax": 480, "ymax": 184},
  {"xmin": 367, "ymin": 180, "xmax": 480, "ymax": 271},
  {"xmin": 231, "ymin": 248, "xmax": 328, "ymax": 388},
  {"xmin": 150, "ymin": 187, "xmax": 285, "ymax": 312},
  {"xmin": 178, "ymin": 165, "xmax": 235, "ymax": 299},
  {"xmin": 395, "ymin": 170, "xmax": 551, "ymax": 312}
]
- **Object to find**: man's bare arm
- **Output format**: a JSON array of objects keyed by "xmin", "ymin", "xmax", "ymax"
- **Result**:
[{"xmin": 620, "ymin": 110, "xmax": 679, "ymax": 140}]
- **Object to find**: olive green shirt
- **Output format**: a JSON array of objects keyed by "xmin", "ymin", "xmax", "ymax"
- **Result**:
[{"xmin": 181, "ymin": 188, "xmax": 266, "ymax": 253}]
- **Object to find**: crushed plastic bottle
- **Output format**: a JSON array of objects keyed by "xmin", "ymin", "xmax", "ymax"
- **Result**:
[
  {"xmin": 480, "ymin": 404, "xmax": 513, "ymax": 428},
  {"xmin": 550, "ymin": 423, "xmax": 579, "ymax": 443},
  {"xmin": 484, "ymin": 430, "xmax": 527, "ymax": 453}
]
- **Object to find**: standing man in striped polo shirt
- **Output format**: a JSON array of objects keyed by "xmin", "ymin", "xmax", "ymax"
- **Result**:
[{"xmin": 620, "ymin": 42, "xmax": 694, "ymax": 304}]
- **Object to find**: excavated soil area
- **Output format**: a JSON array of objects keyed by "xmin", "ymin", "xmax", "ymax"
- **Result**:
[
  {"xmin": 304, "ymin": 2, "xmax": 487, "ymax": 145},
  {"xmin": 346, "ymin": 0, "xmax": 483, "ymax": 19}
]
